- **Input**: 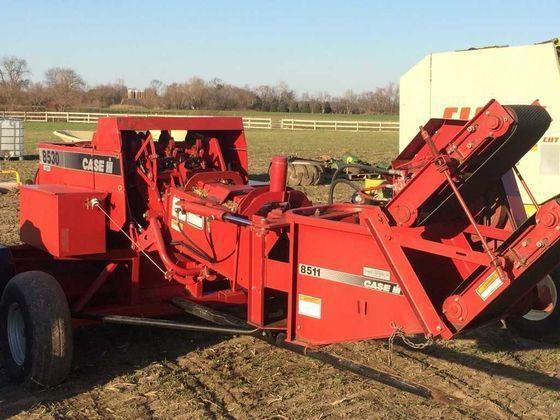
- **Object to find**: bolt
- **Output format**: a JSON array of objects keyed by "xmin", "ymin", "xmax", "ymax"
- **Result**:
[
  {"xmin": 521, "ymin": 240, "xmax": 528, "ymax": 247},
  {"xmin": 536, "ymin": 241, "xmax": 544, "ymax": 248},
  {"xmin": 466, "ymin": 142, "xmax": 473, "ymax": 149},
  {"xmin": 454, "ymin": 297, "xmax": 459, "ymax": 302},
  {"xmin": 459, "ymin": 317, "xmax": 464, "ymax": 321},
  {"xmin": 436, "ymin": 325, "xmax": 442, "ymax": 331}
]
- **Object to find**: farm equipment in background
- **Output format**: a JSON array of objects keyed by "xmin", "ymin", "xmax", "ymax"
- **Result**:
[
  {"xmin": 2, "ymin": 101, "xmax": 560, "ymax": 396},
  {"xmin": 285, "ymin": 153, "xmax": 378, "ymax": 187},
  {"xmin": 399, "ymin": 37, "xmax": 560, "ymax": 337}
]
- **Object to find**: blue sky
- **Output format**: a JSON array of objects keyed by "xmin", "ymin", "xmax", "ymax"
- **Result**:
[{"xmin": 0, "ymin": 0, "xmax": 557, "ymax": 95}]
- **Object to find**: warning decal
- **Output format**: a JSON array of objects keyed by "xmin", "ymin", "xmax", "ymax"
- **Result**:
[
  {"xmin": 476, "ymin": 271, "xmax": 504, "ymax": 301},
  {"xmin": 298, "ymin": 294, "xmax": 322, "ymax": 319}
]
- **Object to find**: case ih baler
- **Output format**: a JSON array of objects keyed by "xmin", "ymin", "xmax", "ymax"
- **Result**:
[{"xmin": 1, "ymin": 100, "xmax": 559, "ymax": 391}]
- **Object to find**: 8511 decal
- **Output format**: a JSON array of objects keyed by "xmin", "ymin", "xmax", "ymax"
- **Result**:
[{"xmin": 298, "ymin": 263, "xmax": 401, "ymax": 295}]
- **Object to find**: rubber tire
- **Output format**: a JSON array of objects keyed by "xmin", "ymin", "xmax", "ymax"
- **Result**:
[
  {"xmin": 0, "ymin": 245, "xmax": 15, "ymax": 295},
  {"xmin": 0, "ymin": 271, "xmax": 73, "ymax": 387},
  {"xmin": 296, "ymin": 164, "xmax": 312, "ymax": 186},
  {"xmin": 287, "ymin": 163, "xmax": 302, "ymax": 187},
  {"xmin": 505, "ymin": 272, "xmax": 560, "ymax": 340},
  {"xmin": 308, "ymin": 164, "xmax": 322, "ymax": 185}
]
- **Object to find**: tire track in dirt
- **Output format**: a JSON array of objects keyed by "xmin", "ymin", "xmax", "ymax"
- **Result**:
[
  {"xmin": 159, "ymin": 360, "xmax": 236, "ymax": 420},
  {"xmin": 204, "ymin": 336, "xmax": 448, "ymax": 419}
]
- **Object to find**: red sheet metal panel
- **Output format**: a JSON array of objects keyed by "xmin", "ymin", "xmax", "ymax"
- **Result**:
[{"xmin": 20, "ymin": 185, "xmax": 107, "ymax": 257}]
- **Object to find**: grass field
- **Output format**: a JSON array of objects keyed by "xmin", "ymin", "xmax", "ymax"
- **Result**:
[{"xmin": 22, "ymin": 122, "xmax": 398, "ymax": 168}]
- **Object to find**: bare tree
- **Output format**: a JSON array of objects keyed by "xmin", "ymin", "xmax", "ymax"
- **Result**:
[
  {"xmin": 85, "ymin": 83, "xmax": 126, "ymax": 108},
  {"xmin": 0, "ymin": 56, "xmax": 31, "ymax": 107},
  {"xmin": 44, "ymin": 67, "xmax": 85, "ymax": 110}
]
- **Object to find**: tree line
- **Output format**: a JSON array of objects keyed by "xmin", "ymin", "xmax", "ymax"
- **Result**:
[{"xmin": 0, "ymin": 56, "xmax": 398, "ymax": 114}]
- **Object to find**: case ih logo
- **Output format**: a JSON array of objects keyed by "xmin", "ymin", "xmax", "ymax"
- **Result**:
[{"xmin": 39, "ymin": 148, "xmax": 121, "ymax": 175}]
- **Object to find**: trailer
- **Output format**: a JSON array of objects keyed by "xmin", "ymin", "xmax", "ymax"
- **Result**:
[{"xmin": 1, "ymin": 103, "xmax": 559, "ymax": 391}]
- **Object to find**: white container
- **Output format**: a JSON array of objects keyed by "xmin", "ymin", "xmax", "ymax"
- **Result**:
[{"xmin": 0, "ymin": 119, "xmax": 24, "ymax": 160}]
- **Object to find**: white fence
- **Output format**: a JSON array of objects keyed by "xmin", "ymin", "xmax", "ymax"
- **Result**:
[
  {"xmin": 0, "ymin": 111, "xmax": 273, "ymax": 129},
  {"xmin": 280, "ymin": 119, "xmax": 399, "ymax": 132},
  {"xmin": 0, "ymin": 111, "xmax": 399, "ymax": 132}
]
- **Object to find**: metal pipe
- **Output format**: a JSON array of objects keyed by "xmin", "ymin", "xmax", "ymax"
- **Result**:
[
  {"xmin": 148, "ymin": 216, "xmax": 190, "ymax": 277},
  {"xmin": 512, "ymin": 165, "xmax": 540, "ymax": 210},
  {"xmin": 269, "ymin": 155, "xmax": 288, "ymax": 193},
  {"xmin": 75, "ymin": 313, "xmax": 260, "ymax": 335},
  {"xmin": 223, "ymin": 213, "xmax": 252, "ymax": 226}
]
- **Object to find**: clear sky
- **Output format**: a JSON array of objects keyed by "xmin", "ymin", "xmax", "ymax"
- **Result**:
[{"xmin": 0, "ymin": 0, "xmax": 557, "ymax": 95}]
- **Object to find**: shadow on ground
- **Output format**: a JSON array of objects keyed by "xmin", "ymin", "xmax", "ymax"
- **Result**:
[{"xmin": 0, "ymin": 321, "xmax": 229, "ymax": 417}]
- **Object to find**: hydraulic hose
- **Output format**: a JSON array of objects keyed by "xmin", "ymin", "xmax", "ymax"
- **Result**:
[
  {"xmin": 148, "ymin": 216, "xmax": 190, "ymax": 277},
  {"xmin": 327, "ymin": 163, "xmax": 398, "ymax": 204}
]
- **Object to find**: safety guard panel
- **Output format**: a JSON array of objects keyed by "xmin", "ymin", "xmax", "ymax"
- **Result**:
[{"xmin": 291, "ymin": 211, "xmax": 423, "ymax": 345}]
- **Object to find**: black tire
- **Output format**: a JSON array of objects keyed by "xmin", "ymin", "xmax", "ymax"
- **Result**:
[
  {"xmin": 505, "ymin": 272, "xmax": 560, "ymax": 340},
  {"xmin": 0, "ymin": 245, "xmax": 15, "ymax": 295},
  {"xmin": 0, "ymin": 271, "xmax": 73, "ymax": 387}
]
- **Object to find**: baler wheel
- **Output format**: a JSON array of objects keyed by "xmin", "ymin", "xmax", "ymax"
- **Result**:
[
  {"xmin": 0, "ymin": 271, "xmax": 73, "ymax": 387},
  {"xmin": 505, "ymin": 271, "xmax": 560, "ymax": 340}
]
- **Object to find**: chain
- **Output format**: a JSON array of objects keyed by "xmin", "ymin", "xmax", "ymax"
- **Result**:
[
  {"xmin": 387, "ymin": 322, "xmax": 433, "ymax": 366},
  {"xmin": 89, "ymin": 198, "xmax": 169, "ymax": 277}
]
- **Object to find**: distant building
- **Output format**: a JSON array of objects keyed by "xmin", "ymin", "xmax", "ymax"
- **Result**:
[{"xmin": 127, "ymin": 89, "xmax": 145, "ymax": 100}]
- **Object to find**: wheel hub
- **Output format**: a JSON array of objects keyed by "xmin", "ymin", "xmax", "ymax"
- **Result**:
[
  {"xmin": 523, "ymin": 275, "xmax": 558, "ymax": 322},
  {"xmin": 7, "ymin": 302, "xmax": 26, "ymax": 366}
]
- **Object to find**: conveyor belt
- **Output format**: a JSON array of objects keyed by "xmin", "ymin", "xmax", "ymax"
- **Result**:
[{"xmin": 418, "ymin": 105, "xmax": 551, "ymax": 226}]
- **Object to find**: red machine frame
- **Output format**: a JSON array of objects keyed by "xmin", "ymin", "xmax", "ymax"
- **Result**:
[{"xmin": 13, "ymin": 101, "xmax": 560, "ymax": 348}]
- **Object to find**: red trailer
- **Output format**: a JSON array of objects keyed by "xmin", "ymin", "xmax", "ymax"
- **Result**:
[{"xmin": 1, "ymin": 101, "xmax": 559, "ymax": 390}]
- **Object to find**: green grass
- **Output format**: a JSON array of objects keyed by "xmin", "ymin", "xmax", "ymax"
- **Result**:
[
  {"xmin": 246, "ymin": 129, "xmax": 397, "ymax": 174},
  {"xmin": 21, "ymin": 122, "xmax": 398, "ymax": 203},
  {"xmin": 23, "ymin": 121, "xmax": 94, "ymax": 154}
]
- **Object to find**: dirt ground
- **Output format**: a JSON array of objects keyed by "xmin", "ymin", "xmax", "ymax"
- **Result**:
[{"xmin": 0, "ymin": 160, "xmax": 560, "ymax": 419}]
